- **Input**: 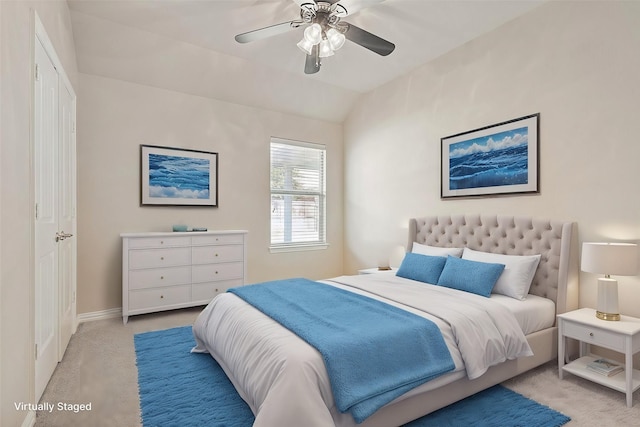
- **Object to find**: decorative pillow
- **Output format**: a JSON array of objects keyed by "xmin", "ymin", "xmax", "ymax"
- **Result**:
[
  {"xmin": 437, "ymin": 256, "xmax": 505, "ymax": 297},
  {"xmin": 396, "ymin": 252, "xmax": 447, "ymax": 285},
  {"xmin": 462, "ymin": 248, "xmax": 541, "ymax": 300},
  {"xmin": 412, "ymin": 242, "xmax": 463, "ymax": 258}
]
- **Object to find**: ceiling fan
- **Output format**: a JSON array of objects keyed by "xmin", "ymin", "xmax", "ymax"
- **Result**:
[{"xmin": 235, "ymin": 0, "xmax": 395, "ymax": 74}]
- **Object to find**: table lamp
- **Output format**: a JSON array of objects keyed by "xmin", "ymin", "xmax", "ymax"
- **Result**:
[{"xmin": 581, "ymin": 242, "xmax": 638, "ymax": 321}]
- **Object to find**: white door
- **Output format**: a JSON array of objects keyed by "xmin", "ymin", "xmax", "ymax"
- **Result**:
[
  {"xmin": 58, "ymin": 79, "xmax": 76, "ymax": 358},
  {"xmin": 34, "ymin": 36, "xmax": 59, "ymax": 402}
]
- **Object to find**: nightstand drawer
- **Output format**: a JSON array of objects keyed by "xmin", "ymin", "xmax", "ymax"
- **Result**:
[{"xmin": 563, "ymin": 321, "xmax": 625, "ymax": 352}]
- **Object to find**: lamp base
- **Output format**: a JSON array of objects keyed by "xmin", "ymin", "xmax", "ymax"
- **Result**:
[
  {"xmin": 596, "ymin": 277, "xmax": 620, "ymax": 321},
  {"xmin": 596, "ymin": 311, "xmax": 620, "ymax": 321}
]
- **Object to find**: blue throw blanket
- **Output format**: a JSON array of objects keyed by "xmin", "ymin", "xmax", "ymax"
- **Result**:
[{"xmin": 228, "ymin": 278, "xmax": 455, "ymax": 423}]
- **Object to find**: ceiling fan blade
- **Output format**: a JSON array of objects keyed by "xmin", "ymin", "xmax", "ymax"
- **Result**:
[
  {"xmin": 344, "ymin": 23, "xmax": 395, "ymax": 56},
  {"xmin": 304, "ymin": 45, "xmax": 320, "ymax": 74},
  {"xmin": 235, "ymin": 21, "xmax": 302, "ymax": 44}
]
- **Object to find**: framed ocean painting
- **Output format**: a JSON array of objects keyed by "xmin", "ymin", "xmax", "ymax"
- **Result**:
[
  {"xmin": 140, "ymin": 145, "xmax": 218, "ymax": 206},
  {"xmin": 441, "ymin": 114, "xmax": 539, "ymax": 199}
]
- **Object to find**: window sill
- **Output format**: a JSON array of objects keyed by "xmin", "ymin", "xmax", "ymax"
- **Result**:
[{"xmin": 269, "ymin": 243, "xmax": 329, "ymax": 254}]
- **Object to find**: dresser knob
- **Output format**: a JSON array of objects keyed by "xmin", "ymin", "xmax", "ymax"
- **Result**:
[
  {"xmin": 215, "ymin": 271, "xmax": 218, "ymax": 274},
  {"xmin": 160, "ymin": 295, "xmax": 164, "ymax": 299},
  {"xmin": 589, "ymin": 332, "xmax": 594, "ymax": 337},
  {"xmin": 160, "ymin": 241, "xmax": 164, "ymax": 244},
  {"xmin": 160, "ymin": 276, "xmax": 164, "ymax": 280},
  {"xmin": 215, "ymin": 253, "xmax": 219, "ymax": 257},
  {"xmin": 161, "ymin": 256, "xmax": 164, "ymax": 260}
]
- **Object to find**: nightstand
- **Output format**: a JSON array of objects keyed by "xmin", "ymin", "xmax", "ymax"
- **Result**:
[
  {"xmin": 558, "ymin": 308, "xmax": 640, "ymax": 407},
  {"xmin": 358, "ymin": 267, "xmax": 398, "ymax": 275}
]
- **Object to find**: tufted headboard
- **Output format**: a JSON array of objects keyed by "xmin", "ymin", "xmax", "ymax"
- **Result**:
[{"xmin": 408, "ymin": 215, "xmax": 579, "ymax": 314}]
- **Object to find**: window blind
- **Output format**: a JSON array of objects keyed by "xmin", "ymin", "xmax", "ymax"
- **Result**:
[{"xmin": 270, "ymin": 139, "xmax": 326, "ymax": 248}]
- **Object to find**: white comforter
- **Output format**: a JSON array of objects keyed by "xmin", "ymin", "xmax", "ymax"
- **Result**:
[{"xmin": 192, "ymin": 274, "xmax": 532, "ymax": 427}]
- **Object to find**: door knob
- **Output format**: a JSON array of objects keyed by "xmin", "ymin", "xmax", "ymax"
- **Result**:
[{"xmin": 55, "ymin": 231, "xmax": 74, "ymax": 242}]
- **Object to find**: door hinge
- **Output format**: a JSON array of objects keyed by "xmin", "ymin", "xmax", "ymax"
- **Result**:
[
  {"xmin": 35, "ymin": 203, "xmax": 38, "ymax": 219},
  {"xmin": 35, "ymin": 64, "xmax": 40, "ymax": 81},
  {"xmin": 72, "ymin": 291, "xmax": 76, "ymax": 303},
  {"xmin": 35, "ymin": 344, "xmax": 38, "ymax": 360},
  {"xmin": 72, "ymin": 121, "xmax": 76, "ymax": 133}
]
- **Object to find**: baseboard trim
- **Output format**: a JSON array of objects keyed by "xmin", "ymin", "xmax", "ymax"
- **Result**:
[
  {"xmin": 77, "ymin": 307, "xmax": 121, "ymax": 323},
  {"xmin": 21, "ymin": 410, "xmax": 36, "ymax": 427}
]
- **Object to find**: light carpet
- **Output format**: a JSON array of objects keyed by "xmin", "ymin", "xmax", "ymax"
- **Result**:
[{"xmin": 135, "ymin": 326, "xmax": 570, "ymax": 427}]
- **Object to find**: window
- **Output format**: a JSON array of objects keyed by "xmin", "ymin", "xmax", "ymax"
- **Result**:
[{"xmin": 270, "ymin": 138, "xmax": 326, "ymax": 251}]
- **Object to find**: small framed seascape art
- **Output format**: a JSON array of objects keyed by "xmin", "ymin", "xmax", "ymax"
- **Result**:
[
  {"xmin": 441, "ymin": 113, "xmax": 539, "ymax": 199},
  {"xmin": 140, "ymin": 145, "xmax": 218, "ymax": 206}
]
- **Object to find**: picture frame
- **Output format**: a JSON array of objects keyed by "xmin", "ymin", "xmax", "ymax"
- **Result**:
[
  {"xmin": 140, "ymin": 145, "xmax": 218, "ymax": 206},
  {"xmin": 441, "ymin": 113, "xmax": 539, "ymax": 199}
]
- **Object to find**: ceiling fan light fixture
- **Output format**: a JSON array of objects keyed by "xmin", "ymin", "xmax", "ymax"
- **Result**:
[
  {"xmin": 318, "ymin": 39, "xmax": 334, "ymax": 58},
  {"xmin": 297, "ymin": 38, "xmax": 314, "ymax": 55},
  {"xmin": 303, "ymin": 23, "xmax": 323, "ymax": 45},
  {"xmin": 326, "ymin": 28, "xmax": 345, "ymax": 51}
]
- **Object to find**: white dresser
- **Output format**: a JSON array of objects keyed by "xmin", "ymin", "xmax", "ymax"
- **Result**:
[{"xmin": 121, "ymin": 230, "xmax": 248, "ymax": 323}]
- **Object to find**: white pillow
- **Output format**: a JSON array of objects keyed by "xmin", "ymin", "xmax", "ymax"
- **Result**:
[
  {"xmin": 461, "ymin": 248, "xmax": 541, "ymax": 300},
  {"xmin": 412, "ymin": 242, "xmax": 463, "ymax": 258}
]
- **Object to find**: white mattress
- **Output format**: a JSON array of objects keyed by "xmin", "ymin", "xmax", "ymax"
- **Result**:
[
  {"xmin": 324, "ymin": 273, "xmax": 556, "ymax": 336},
  {"xmin": 489, "ymin": 293, "xmax": 556, "ymax": 335}
]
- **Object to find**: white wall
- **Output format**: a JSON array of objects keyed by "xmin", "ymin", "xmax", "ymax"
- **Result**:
[
  {"xmin": 0, "ymin": 1, "xmax": 78, "ymax": 425},
  {"xmin": 344, "ymin": 1, "xmax": 640, "ymax": 317},
  {"xmin": 77, "ymin": 74, "xmax": 344, "ymax": 314}
]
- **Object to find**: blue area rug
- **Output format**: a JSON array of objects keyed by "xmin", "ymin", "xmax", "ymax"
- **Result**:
[{"xmin": 135, "ymin": 326, "xmax": 570, "ymax": 427}]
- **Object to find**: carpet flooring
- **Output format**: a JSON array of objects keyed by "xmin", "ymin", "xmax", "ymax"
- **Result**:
[
  {"xmin": 34, "ymin": 308, "xmax": 639, "ymax": 427},
  {"xmin": 135, "ymin": 325, "xmax": 570, "ymax": 427}
]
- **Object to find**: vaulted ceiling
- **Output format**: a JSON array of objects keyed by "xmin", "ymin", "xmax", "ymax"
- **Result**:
[{"xmin": 68, "ymin": 0, "xmax": 544, "ymax": 122}]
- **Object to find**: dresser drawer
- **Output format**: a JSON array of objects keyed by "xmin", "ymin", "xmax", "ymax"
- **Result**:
[
  {"xmin": 129, "ymin": 247, "xmax": 191, "ymax": 269},
  {"xmin": 129, "ymin": 266, "xmax": 191, "ymax": 290},
  {"xmin": 192, "ymin": 245, "xmax": 243, "ymax": 264},
  {"xmin": 128, "ymin": 285, "xmax": 191, "ymax": 311},
  {"xmin": 128, "ymin": 236, "xmax": 191, "ymax": 249},
  {"xmin": 192, "ymin": 262, "xmax": 243, "ymax": 283},
  {"xmin": 563, "ymin": 321, "xmax": 625, "ymax": 352},
  {"xmin": 192, "ymin": 279, "xmax": 243, "ymax": 302},
  {"xmin": 192, "ymin": 234, "xmax": 244, "ymax": 246}
]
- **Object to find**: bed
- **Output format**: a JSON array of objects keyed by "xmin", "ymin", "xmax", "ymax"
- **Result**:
[{"xmin": 192, "ymin": 214, "xmax": 579, "ymax": 426}]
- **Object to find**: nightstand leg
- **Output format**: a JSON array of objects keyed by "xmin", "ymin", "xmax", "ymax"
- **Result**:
[
  {"xmin": 558, "ymin": 321, "xmax": 565, "ymax": 379},
  {"xmin": 626, "ymin": 338, "xmax": 633, "ymax": 407}
]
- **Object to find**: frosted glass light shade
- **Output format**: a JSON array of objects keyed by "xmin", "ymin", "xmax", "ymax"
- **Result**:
[
  {"xmin": 297, "ymin": 38, "xmax": 314, "ymax": 55},
  {"xmin": 326, "ymin": 28, "xmax": 346, "ymax": 50},
  {"xmin": 318, "ymin": 39, "xmax": 334, "ymax": 58},
  {"xmin": 303, "ymin": 23, "xmax": 322, "ymax": 44},
  {"xmin": 581, "ymin": 242, "xmax": 638, "ymax": 276}
]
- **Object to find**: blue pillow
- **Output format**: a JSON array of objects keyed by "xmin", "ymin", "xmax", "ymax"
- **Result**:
[
  {"xmin": 396, "ymin": 252, "xmax": 447, "ymax": 284},
  {"xmin": 437, "ymin": 256, "xmax": 505, "ymax": 297}
]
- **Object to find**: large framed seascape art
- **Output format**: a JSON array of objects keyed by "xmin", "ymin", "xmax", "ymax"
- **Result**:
[
  {"xmin": 141, "ymin": 145, "xmax": 218, "ymax": 206},
  {"xmin": 441, "ymin": 114, "xmax": 539, "ymax": 199}
]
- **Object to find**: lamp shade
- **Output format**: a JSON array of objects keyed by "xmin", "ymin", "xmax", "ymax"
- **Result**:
[{"xmin": 581, "ymin": 242, "xmax": 638, "ymax": 276}]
